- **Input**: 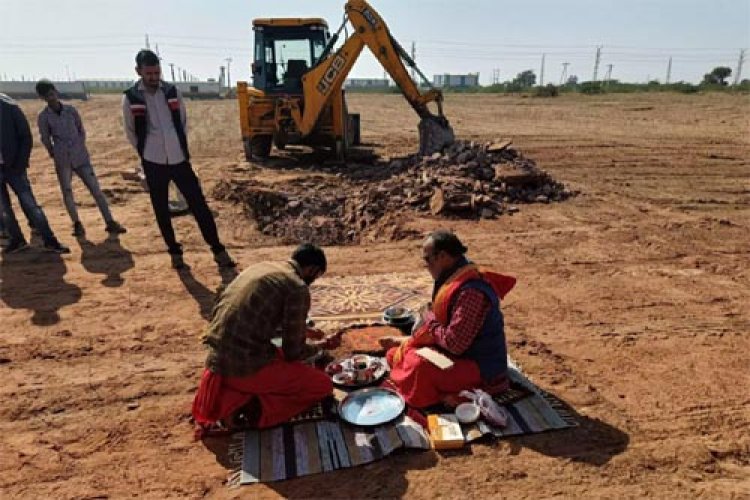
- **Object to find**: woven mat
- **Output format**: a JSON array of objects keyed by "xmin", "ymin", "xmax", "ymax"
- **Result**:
[
  {"xmin": 451, "ymin": 359, "xmax": 577, "ymax": 443},
  {"xmin": 230, "ymin": 274, "xmax": 577, "ymax": 484},
  {"xmin": 238, "ymin": 416, "xmax": 430, "ymax": 484},
  {"xmin": 234, "ymin": 359, "xmax": 576, "ymax": 484}
]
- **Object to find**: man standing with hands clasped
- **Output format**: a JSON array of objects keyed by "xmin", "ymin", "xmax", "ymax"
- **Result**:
[
  {"xmin": 122, "ymin": 49, "xmax": 235, "ymax": 270},
  {"xmin": 36, "ymin": 80, "xmax": 126, "ymax": 237}
]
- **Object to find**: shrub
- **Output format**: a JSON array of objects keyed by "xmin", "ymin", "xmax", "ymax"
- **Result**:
[
  {"xmin": 534, "ymin": 84, "xmax": 559, "ymax": 97},
  {"xmin": 671, "ymin": 82, "xmax": 699, "ymax": 94},
  {"xmin": 580, "ymin": 81, "xmax": 604, "ymax": 94}
]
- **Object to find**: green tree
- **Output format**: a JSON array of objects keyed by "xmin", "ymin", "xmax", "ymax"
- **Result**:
[
  {"xmin": 702, "ymin": 66, "xmax": 732, "ymax": 85},
  {"xmin": 512, "ymin": 70, "xmax": 536, "ymax": 88}
]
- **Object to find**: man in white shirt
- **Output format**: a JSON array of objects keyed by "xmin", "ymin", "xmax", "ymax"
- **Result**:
[{"xmin": 122, "ymin": 49, "xmax": 235, "ymax": 270}]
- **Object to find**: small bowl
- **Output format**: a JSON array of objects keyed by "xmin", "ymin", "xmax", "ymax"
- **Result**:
[
  {"xmin": 351, "ymin": 354, "xmax": 370, "ymax": 370},
  {"xmin": 383, "ymin": 306, "xmax": 413, "ymax": 321},
  {"xmin": 455, "ymin": 402, "xmax": 480, "ymax": 424}
]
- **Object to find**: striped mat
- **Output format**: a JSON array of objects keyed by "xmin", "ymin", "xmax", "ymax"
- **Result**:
[
  {"xmin": 239, "ymin": 415, "xmax": 430, "ymax": 484},
  {"xmin": 461, "ymin": 360, "xmax": 577, "ymax": 442},
  {"xmin": 236, "ymin": 360, "xmax": 576, "ymax": 484}
]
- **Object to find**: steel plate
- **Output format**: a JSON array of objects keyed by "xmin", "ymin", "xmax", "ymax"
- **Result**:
[{"xmin": 338, "ymin": 387, "xmax": 405, "ymax": 426}]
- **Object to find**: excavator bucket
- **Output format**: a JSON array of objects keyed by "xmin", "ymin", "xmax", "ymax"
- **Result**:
[{"xmin": 418, "ymin": 115, "xmax": 455, "ymax": 156}]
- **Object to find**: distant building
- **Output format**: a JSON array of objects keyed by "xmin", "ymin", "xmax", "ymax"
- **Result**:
[
  {"xmin": 83, "ymin": 80, "xmax": 221, "ymax": 98},
  {"xmin": 79, "ymin": 80, "xmax": 134, "ymax": 92},
  {"xmin": 0, "ymin": 81, "xmax": 89, "ymax": 100},
  {"xmin": 175, "ymin": 81, "xmax": 222, "ymax": 99},
  {"xmin": 345, "ymin": 78, "xmax": 390, "ymax": 89},
  {"xmin": 433, "ymin": 73, "xmax": 480, "ymax": 88},
  {"xmin": 0, "ymin": 79, "xmax": 223, "ymax": 100}
]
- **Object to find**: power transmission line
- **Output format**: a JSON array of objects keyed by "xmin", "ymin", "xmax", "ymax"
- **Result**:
[
  {"xmin": 734, "ymin": 49, "xmax": 746, "ymax": 85},
  {"xmin": 560, "ymin": 62, "xmax": 570, "ymax": 84},
  {"xmin": 225, "ymin": 57, "xmax": 233, "ymax": 89},
  {"xmin": 539, "ymin": 53, "xmax": 545, "ymax": 86},
  {"xmin": 666, "ymin": 56, "xmax": 672, "ymax": 84},
  {"xmin": 419, "ymin": 40, "xmax": 745, "ymax": 51},
  {"xmin": 593, "ymin": 45, "xmax": 602, "ymax": 82}
]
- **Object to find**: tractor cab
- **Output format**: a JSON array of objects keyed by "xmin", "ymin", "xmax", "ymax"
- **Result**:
[{"xmin": 252, "ymin": 18, "xmax": 329, "ymax": 94}]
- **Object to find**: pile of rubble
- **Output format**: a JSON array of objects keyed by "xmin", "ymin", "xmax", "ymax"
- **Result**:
[{"xmin": 213, "ymin": 139, "xmax": 575, "ymax": 245}]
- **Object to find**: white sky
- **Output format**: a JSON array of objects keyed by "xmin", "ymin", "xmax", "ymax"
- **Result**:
[{"xmin": 1, "ymin": 0, "xmax": 748, "ymax": 84}]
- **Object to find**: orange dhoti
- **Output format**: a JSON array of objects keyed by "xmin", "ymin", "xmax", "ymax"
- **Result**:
[{"xmin": 385, "ymin": 345, "xmax": 483, "ymax": 408}]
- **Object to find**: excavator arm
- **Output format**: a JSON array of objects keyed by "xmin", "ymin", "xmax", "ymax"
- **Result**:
[{"xmin": 287, "ymin": 0, "xmax": 454, "ymax": 155}]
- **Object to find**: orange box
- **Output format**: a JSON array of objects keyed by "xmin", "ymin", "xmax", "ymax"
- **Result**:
[{"xmin": 427, "ymin": 414, "xmax": 465, "ymax": 450}]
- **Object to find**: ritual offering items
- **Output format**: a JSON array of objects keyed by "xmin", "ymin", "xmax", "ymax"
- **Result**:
[
  {"xmin": 325, "ymin": 362, "xmax": 344, "ymax": 375},
  {"xmin": 414, "ymin": 347, "xmax": 455, "ymax": 370},
  {"xmin": 327, "ymin": 355, "xmax": 388, "ymax": 387},
  {"xmin": 427, "ymin": 414, "xmax": 466, "ymax": 450},
  {"xmin": 338, "ymin": 325, "xmax": 404, "ymax": 355},
  {"xmin": 383, "ymin": 306, "xmax": 416, "ymax": 335},
  {"xmin": 459, "ymin": 389, "xmax": 509, "ymax": 427},
  {"xmin": 351, "ymin": 354, "xmax": 369, "ymax": 370},
  {"xmin": 454, "ymin": 402, "xmax": 481, "ymax": 424},
  {"xmin": 338, "ymin": 387, "xmax": 406, "ymax": 426}
]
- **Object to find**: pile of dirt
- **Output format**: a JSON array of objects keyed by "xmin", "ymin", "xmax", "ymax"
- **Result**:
[{"xmin": 213, "ymin": 139, "xmax": 575, "ymax": 245}]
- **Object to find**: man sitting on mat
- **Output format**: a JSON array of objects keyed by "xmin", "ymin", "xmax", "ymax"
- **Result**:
[
  {"xmin": 383, "ymin": 230, "xmax": 516, "ymax": 409},
  {"xmin": 192, "ymin": 244, "xmax": 341, "ymax": 436}
]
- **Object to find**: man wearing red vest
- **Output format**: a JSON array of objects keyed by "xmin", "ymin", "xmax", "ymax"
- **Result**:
[
  {"xmin": 384, "ymin": 230, "xmax": 516, "ymax": 408},
  {"xmin": 122, "ymin": 49, "xmax": 234, "ymax": 271}
]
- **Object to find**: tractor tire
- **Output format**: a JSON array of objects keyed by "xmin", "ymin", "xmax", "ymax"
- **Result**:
[
  {"xmin": 334, "ymin": 138, "xmax": 346, "ymax": 163},
  {"xmin": 244, "ymin": 135, "xmax": 272, "ymax": 161},
  {"xmin": 273, "ymin": 135, "xmax": 287, "ymax": 151}
]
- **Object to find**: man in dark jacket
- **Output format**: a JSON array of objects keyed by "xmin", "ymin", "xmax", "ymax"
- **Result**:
[
  {"xmin": 121, "ymin": 49, "xmax": 234, "ymax": 270},
  {"xmin": 384, "ymin": 230, "xmax": 515, "ymax": 408},
  {"xmin": 0, "ymin": 93, "xmax": 69, "ymax": 254}
]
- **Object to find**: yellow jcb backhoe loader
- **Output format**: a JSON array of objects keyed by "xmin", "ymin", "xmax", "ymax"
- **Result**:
[{"xmin": 237, "ymin": 0, "xmax": 455, "ymax": 161}]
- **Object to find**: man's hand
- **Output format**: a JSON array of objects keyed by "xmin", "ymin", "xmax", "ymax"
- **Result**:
[
  {"xmin": 309, "ymin": 330, "xmax": 344, "ymax": 350},
  {"xmin": 306, "ymin": 327, "xmax": 326, "ymax": 341},
  {"xmin": 410, "ymin": 323, "xmax": 436, "ymax": 347},
  {"xmin": 378, "ymin": 336, "xmax": 407, "ymax": 350}
]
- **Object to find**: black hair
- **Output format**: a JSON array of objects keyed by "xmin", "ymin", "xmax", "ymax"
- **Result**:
[
  {"xmin": 427, "ymin": 230, "xmax": 468, "ymax": 257},
  {"xmin": 135, "ymin": 49, "xmax": 161, "ymax": 68},
  {"xmin": 292, "ymin": 243, "xmax": 327, "ymax": 273},
  {"xmin": 35, "ymin": 79, "xmax": 56, "ymax": 97}
]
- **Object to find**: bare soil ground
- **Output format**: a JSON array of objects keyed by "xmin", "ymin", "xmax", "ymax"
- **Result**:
[{"xmin": 1, "ymin": 92, "xmax": 749, "ymax": 499}]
